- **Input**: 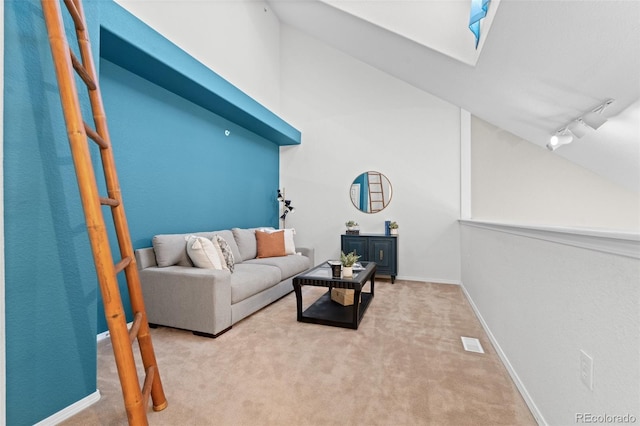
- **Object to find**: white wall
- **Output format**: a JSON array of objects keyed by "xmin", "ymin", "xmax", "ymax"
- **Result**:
[
  {"xmin": 461, "ymin": 223, "xmax": 639, "ymax": 425},
  {"xmin": 114, "ymin": 0, "xmax": 282, "ymax": 113},
  {"xmin": 471, "ymin": 116, "xmax": 640, "ymax": 231},
  {"xmin": 279, "ymin": 25, "xmax": 462, "ymax": 283}
]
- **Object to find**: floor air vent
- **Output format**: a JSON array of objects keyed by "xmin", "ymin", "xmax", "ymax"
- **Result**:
[{"xmin": 461, "ymin": 337, "xmax": 485, "ymax": 354}]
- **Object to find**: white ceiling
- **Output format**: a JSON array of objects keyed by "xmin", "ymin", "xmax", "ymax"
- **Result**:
[{"xmin": 266, "ymin": 0, "xmax": 640, "ymax": 193}]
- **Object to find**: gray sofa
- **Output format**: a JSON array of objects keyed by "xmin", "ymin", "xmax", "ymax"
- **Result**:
[{"xmin": 134, "ymin": 227, "xmax": 314, "ymax": 337}]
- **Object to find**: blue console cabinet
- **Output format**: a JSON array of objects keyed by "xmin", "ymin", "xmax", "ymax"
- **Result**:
[{"xmin": 341, "ymin": 234, "xmax": 398, "ymax": 283}]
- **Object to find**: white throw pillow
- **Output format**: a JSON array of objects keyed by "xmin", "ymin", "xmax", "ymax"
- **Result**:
[
  {"xmin": 261, "ymin": 228, "xmax": 296, "ymax": 255},
  {"xmin": 185, "ymin": 235, "xmax": 226, "ymax": 270}
]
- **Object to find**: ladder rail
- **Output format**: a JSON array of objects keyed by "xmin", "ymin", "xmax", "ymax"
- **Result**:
[
  {"xmin": 367, "ymin": 171, "xmax": 385, "ymax": 213},
  {"xmin": 40, "ymin": 0, "xmax": 167, "ymax": 423},
  {"xmin": 72, "ymin": 0, "xmax": 168, "ymax": 404},
  {"xmin": 67, "ymin": 2, "xmax": 166, "ymax": 407}
]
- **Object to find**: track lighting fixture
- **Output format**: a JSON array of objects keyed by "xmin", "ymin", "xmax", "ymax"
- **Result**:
[
  {"xmin": 548, "ymin": 99, "xmax": 614, "ymax": 151},
  {"xmin": 546, "ymin": 129, "xmax": 573, "ymax": 151}
]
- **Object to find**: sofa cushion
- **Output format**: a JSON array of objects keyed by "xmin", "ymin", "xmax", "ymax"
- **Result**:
[
  {"xmin": 232, "ymin": 228, "xmax": 257, "ymax": 261},
  {"xmin": 230, "ymin": 263, "xmax": 282, "ymax": 304},
  {"xmin": 255, "ymin": 230, "xmax": 286, "ymax": 258},
  {"xmin": 186, "ymin": 235, "xmax": 227, "ymax": 270},
  {"xmin": 153, "ymin": 230, "xmax": 240, "ymax": 267},
  {"xmin": 244, "ymin": 254, "xmax": 311, "ymax": 280},
  {"xmin": 153, "ymin": 233, "xmax": 198, "ymax": 267}
]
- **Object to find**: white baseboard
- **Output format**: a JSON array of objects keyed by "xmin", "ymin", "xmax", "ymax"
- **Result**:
[
  {"xmin": 34, "ymin": 390, "xmax": 101, "ymax": 426},
  {"xmin": 96, "ymin": 329, "xmax": 110, "ymax": 342},
  {"xmin": 460, "ymin": 283, "xmax": 547, "ymax": 426},
  {"xmin": 97, "ymin": 321, "xmax": 133, "ymax": 343},
  {"xmin": 38, "ymin": 321, "xmax": 135, "ymax": 424},
  {"xmin": 392, "ymin": 276, "xmax": 462, "ymax": 285}
]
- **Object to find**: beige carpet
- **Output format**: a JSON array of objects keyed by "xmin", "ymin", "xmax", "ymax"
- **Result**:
[{"xmin": 62, "ymin": 279, "xmax": 536, "ymax": 426}]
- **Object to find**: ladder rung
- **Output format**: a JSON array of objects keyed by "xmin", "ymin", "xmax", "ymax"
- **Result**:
[
  {"xmin": 114, "ymin": 256, "xmax": 132, "ymax": 275},
  {"xmin": 70, "ymin": 50, "xmax": 96, "ymax": 90},
  {"xmin": 100, "ymin": 197, "xmax": 120, "ymax": 207},
  {"xmin": 63, "ymin": 0, "xmax": 84, "ymax": 31},
  {"xmin": 83, "ymin": 122, "xmax": 109, "ymax": 149},
  {"xmin": 142, "ymin": 365, "xmax": 156, "ymax": 409},
  {"xmin": 129, "ymin": 311, "xmax": 143, "ymax": 344}
]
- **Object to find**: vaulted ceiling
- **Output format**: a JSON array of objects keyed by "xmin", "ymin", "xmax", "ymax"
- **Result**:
[{"xmin": 267, "ymin": 0, "xmax": 640, "ymax": 193}]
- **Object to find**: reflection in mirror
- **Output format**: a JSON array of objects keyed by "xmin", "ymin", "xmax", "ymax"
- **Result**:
[{"xmin": 350, "ymin": 171, "xmax": 392, "ymax": 213}]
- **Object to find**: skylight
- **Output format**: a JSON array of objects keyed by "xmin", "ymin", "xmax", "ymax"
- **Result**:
[{"xmin": 319, "ymin": 0, "xmax": 501, "ymax": 66}]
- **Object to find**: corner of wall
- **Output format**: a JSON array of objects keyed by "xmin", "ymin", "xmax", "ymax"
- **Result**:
[
  {"xmin": 460, "ymin": 109, "xmax": 471, "ymax": 220},
  {"xmin": 1, "ymin": 0, "xmax": 7, "ymax": 421}
]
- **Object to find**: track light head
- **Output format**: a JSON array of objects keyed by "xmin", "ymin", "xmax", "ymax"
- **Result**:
[
  {"xmin": 581, "ymin": 111, "xmax": 608, "ymax": 129},
  {"xmin": 581, "ymin": 98, "xmax": 614, "ymax": 130},
  {"xmin": 547, "ymin": 130, "xmax": 574, "ymax": 151},
  {"xmin": 567, "ymin": 120, "xmax": 589, "ymax": 138}
]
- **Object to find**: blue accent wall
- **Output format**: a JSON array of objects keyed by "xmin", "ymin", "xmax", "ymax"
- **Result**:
[
  {"xmin": 4, "ymin": 1, "xmax": 296, "ymax": 423},
  {"xmin": 97, "ymin": 59, "xmax": 280, "ymax": 332},
  {"xmin": 4, "ymin": 1, "xmax": 100, "ymax": 424},
  {"xmin": 355, "ymin": 173, "xmax": 368, "ymax": 211}
]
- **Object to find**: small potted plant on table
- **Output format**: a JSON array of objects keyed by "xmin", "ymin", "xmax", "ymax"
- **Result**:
[{"xmin": 340, "ymin": 250, "xmax": 361, "ymax": 277}]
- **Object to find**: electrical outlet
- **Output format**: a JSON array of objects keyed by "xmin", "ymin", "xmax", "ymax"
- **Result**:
[{"xmin": 580, "ymin": 350, "xmax": 594, "ymax": 390}]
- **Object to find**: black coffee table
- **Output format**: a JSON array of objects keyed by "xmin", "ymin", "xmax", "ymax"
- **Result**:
[{"xmin": 292, "ymin": 261, "xmax": 376, "ymax": 329}]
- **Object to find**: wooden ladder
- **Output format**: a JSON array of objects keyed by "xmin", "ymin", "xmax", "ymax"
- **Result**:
[
  {"xmin": 367, "ymin": 171, "xmax": 385, "ymax": 213},
  {"xmin": 40, "ymin": 1, "xmax": 167, "ymax": 424}
]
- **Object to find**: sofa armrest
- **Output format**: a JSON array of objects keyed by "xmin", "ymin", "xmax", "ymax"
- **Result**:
[
  {"xmin": 135, "ymin": 247, "xmax": 157, "ymax": 269},
  {"xmin": 139, "ymin": 266, "xmax": 232, "ymax": 336},
  {"xmin": 297, "ymin": 247, "xmax": 314, "ymax": 265}
]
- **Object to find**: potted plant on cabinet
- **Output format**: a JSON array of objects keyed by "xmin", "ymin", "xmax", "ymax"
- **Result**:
[
  {"xmin": 345, "ymin": 220, "xmax": 359, "ymax": 234},
  {"xmin": 389, "ymin": 221, "xmax": 399, "ymax": 235},
  {"xmin": 340, "ymin": 250, "xmax": 360, "ymax": 277}
]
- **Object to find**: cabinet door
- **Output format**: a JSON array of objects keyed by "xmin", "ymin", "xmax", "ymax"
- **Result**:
[
  {"xmin": 369, "ymin": 238, "xmax": 395, "ymax": 272},
  {"xmin": 341, "ymin": 236, "xmax": 368, "ymax": 259}
]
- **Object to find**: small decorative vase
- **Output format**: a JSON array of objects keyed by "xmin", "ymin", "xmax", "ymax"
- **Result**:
[
  {"xmin": 390, "ymin": 229, "xmax": 398, "ymax": 235},
  {"xmin": 342, "ymin": 266, "xmax": 353, "ymax": 277}
]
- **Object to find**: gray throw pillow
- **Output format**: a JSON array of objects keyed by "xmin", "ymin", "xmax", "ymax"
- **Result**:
[
  {"xmin": 232, "ymin": 228, "xmax": 258, "ymax": 261},
  {"xmin": 214, "ymin": 235, "xmax": 235, "ymax": 273}
]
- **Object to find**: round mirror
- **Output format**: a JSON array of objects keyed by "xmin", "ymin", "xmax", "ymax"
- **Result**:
[{"xmin": 350, "ymin": 171, "xmax": 392, "ymax": 213}]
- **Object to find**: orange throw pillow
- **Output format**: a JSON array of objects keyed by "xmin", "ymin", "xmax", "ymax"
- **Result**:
[{"xmin": 255, "ymin": 230, "xmax": 286, "ymax": 258}]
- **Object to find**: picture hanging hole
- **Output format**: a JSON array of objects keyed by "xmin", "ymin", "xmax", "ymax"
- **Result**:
[{"xmin": 224, "ymin": 130, "xmax": 230, "ymax": 136}]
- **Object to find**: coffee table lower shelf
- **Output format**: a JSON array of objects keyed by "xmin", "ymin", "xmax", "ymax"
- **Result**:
[{"xmin": 299, "ymin": 291, "xmax": 373, "ymax": 329}]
